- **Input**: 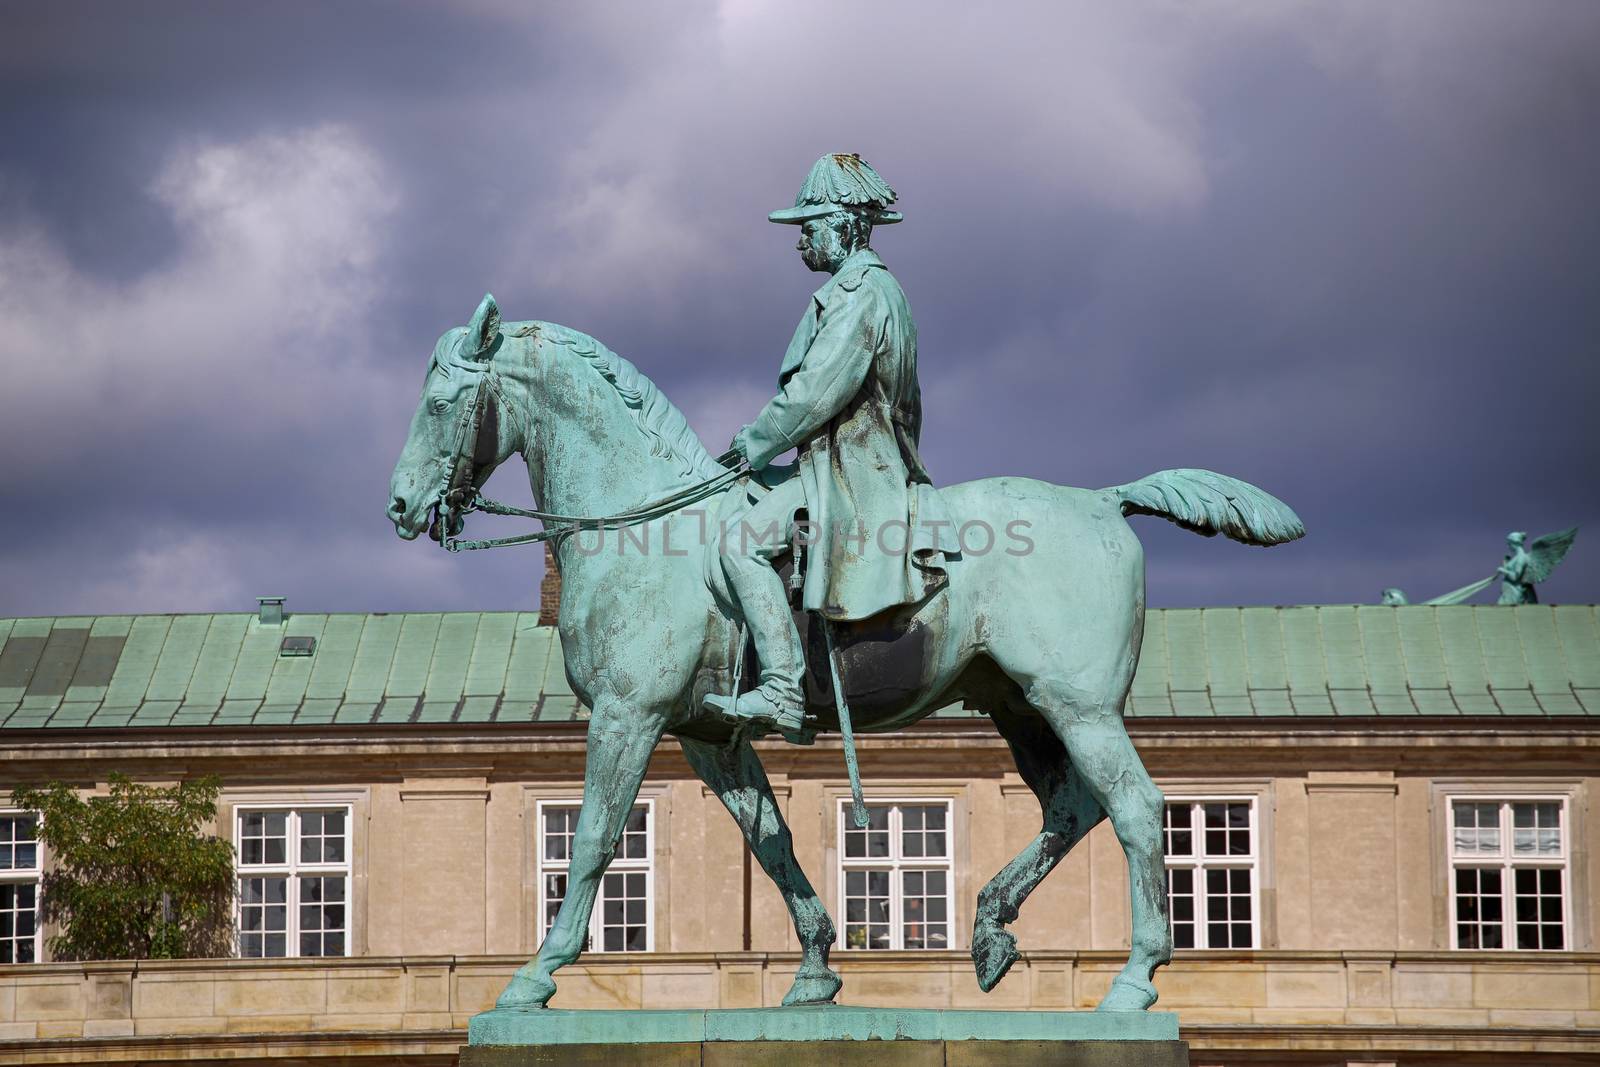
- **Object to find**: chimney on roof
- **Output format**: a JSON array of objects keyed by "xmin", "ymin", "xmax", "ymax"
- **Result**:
[
  {"xmin": 539, "ymin": 545, "xmax": 561, "ymax": 626},
  {"xmin": 258, "ymin": 596, "xmax": 286, "ymax": 626}
]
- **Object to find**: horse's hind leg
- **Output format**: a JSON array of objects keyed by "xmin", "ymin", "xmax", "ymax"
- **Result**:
[
  {"xmin": 680, "ymin": 734, "xmax": 841, "ymax": 1006},
  {"xmin": 495, "ymin": 700, "xmax": 664, "ymax": 1010},
  {"xmin": 972, "ymin": 705, "xmax": 1105, "ymax": 992},
  {"xmin": 1021, "ymin": 671, "xmax": 1171, "ymax": 1011}
]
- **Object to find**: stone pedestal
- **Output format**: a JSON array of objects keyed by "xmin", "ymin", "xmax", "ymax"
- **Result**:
[{"xmin": 461, "ymin": 1006, "xmax": 1189, "ymax": 1066}]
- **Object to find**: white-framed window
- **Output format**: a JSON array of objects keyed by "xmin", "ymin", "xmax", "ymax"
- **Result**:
[
  {"xmin": 537, "ymin": 800, "xmax": 653, "ymax": 952},
  {"xmin": 0, "ymin": 811, "xmax": 41, "ymax": 963},
  {"xmin": 1163, "ymin": 798, "xmax": 1259, "ymax": 950},
  {"xmin": 1449, "ymin": 797, "xmax": 1568, "ymax": 950},
  {"xmin": 837, "ymin": 800, "xmax": 952, "ymax": 951},
  {"xmin": 234, "ymin": 806, "xmax": 351, "ymax": 958}
]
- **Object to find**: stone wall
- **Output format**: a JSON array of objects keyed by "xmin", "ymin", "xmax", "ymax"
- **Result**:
[
  {"xmin": 1, "ymin": 953, "xmax": 1596, "ymax": 1063},
  {"xmin": 3, "ymin": 719, "xmax": 1596, "ymax": 1062}
]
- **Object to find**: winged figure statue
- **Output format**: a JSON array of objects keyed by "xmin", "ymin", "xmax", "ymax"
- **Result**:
[{"xmin": 1498, "ymin": 527, "xmax": 1579, "ymax": 605}]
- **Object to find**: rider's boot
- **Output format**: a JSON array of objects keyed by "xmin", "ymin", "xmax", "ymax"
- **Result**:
[{"xmin": 704, "ymin": 555, "xmax": 806, "ymax": 735}]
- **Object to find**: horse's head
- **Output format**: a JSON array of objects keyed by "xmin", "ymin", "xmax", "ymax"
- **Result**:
[{"xmin": 388, "ymin": 293, "xmax": 517, "ymax": 542}]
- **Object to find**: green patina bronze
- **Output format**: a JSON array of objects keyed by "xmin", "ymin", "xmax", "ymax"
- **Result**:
[
  {"xmin": 1381, "ymin": 526, "xmax": 1578, "ymax": 606},
  {"xmin": 1380, "ymin": 576, "xmax": 1496, "ymax": 607},
  {"xmin": 1497, "ymin": 528, "xmax": 1578, "ymax": 605},
  {"xmin": 387, "ymin": 154, "xmax": 1305, "ymax": 1026}
]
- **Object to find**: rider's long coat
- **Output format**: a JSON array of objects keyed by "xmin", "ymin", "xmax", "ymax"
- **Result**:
[{"xmin": 741, "ymin": 249, "xmax": 950, "ymax": 621}]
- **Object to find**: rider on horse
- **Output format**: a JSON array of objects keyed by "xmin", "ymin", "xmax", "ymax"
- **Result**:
[{"xmin": 705, "ymin": 154, "xmax": 952, "ymax": 735}]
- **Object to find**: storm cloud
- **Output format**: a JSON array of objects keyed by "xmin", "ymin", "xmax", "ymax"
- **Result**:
[{"xmin": 1, "ymin": 0, "xmax": 1596, "ymax": 616}]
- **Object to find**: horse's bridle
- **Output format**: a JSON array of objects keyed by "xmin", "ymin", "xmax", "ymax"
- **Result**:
[
  {"xmin": 431, "ymin": 371, "xmax": 504, "ymax": 546},
  {"xmin": 431, "ymin": 367, "xmax": 748, "ymax": 554}
]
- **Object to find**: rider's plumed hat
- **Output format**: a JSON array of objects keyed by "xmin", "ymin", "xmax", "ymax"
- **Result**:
[{"xmin": 769, "ymin": 153, "xmax": 902, "ymax": 225}]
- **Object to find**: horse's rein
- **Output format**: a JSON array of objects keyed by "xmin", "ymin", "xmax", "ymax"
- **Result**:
[{"xmin": 433, "ymin": 370, "xmax": 749, "ymax": 554}]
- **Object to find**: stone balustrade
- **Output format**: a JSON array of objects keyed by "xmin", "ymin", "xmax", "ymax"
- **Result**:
[{"xmin": 2, "ymin": 951, "xmax": 1597, "ymax": 1063}]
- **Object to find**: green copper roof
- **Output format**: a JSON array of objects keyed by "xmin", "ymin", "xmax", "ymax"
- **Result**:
[{"xmin": 0, "ymin": 605, "xmax": 1596, "ymax": 730}]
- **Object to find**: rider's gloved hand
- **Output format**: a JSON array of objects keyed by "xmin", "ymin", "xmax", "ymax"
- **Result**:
[{"xmin": 730, "ymin": 425, "xmax": 761, "ymax": 470}]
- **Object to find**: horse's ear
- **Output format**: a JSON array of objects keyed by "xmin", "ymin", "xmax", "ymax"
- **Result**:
[{"xmin": 467, "ymin": 293, "xmax": 501, "ymax": 359}]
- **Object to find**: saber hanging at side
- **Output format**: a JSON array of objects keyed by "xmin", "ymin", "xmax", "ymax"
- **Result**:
[{"xmin": 823, "ymin": 620, "xmax": 870, "ymax": 829}]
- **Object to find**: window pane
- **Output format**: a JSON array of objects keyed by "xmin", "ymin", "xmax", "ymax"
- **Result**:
[
  {"xmin": 620, "ymin": 806, "xmax": 648, "ymax": 860},
  {"xmin": 296, "ymin": 876, "xmax": 346, "ymax": 957},
  {"xmin": 0, "ymin": 817, "xmax": 38, "ymax": 873},
  {"xmin": 544, "ymin": 808, "xmax": 577, "ymax": 863},
  {"xmin": 238, "ymin": 876, "xmax": 288, "ymax": 958},
  {"xmin": 264, "ymin": 813, "xmax": 287, "ymax": 863},
  {"xmin": 239, "ymin": 809, "xmax": 289, "ymax": 867},
  {"xmin": 323, "ymin": 834, "xmax": 345, "ymax": 864},
  {"xmin": 1200, "ymin": 802, "xmax": 1250, "ymax": 856},
  {"xmin": 1455, "ymin": 867, "xmax": 1504, "ymax": 949},
  {"xmin": 1512, "ymin": 864, "xmax": 1565, "ymax": 950},
  {"xmin": 1452, "ymin": 802, "xmax": 1501, "ymax": 855},
  {"xmin": 899, "ymin": 805, "xmax": 949, "ymax": 860},
  {"xmin": 296, "ymin": 809, "xmax": 348, "ymax": 865},
  {"xmin": 1167, "ymin": 869, "xmax": 1195, "ymax": 918},
  {"xmin": 900, "ymin": 867, "xmax": 949, "ymax": 949},
  {"xmin": 1200, "ymin": 866, "xmax": 1252, "ymax": 947},
  {"xmin": 543, "ymin": 873, "xmax": 567, "ymax": 938},
  {"xmin": 0, "ymin": 872, "xmax": 38, "ymax": 964},
  {"xmin": 1164, "ymin": 804, "xmax": 1194, "ymax": 857},
  {"xmin": 597, "ymin": 866, "xmax": 648, "ymax": 953},
  {"xmin": 843, "ymin": 866, "xmax": 892, "ymax": 950},
  {"xmin": 844, "ymin": 806, "xmax": 891, "ymax": 859},
  {"xmin": 1511, "ymin": 802, "xmax": 1562, "ymax": 856}
]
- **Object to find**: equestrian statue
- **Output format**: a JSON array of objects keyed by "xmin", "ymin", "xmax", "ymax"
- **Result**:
[{"xmin": 387, "ymin": 153, "xmax": 1305, "ymax": 1015}]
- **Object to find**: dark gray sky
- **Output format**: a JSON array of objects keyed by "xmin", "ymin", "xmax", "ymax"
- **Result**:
[{"xmin": 1, "ymin": 1, "xmax": 1596, "ymax": 617}]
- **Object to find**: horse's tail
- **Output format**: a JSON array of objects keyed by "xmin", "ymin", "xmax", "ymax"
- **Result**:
[{"xmin": 1108, "ymin": 469, "xmax": 1305, "ymax": 547}]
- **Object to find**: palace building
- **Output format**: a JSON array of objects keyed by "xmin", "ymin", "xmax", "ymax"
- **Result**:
[{"xmin": 2, "ymin": 579, "xmax": 1597, "ymax": 1064}]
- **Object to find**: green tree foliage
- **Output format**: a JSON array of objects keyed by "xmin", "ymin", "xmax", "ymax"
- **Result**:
[{"xmin": 12, "ymin": 774, "xmax": 235, "ymax": 960}]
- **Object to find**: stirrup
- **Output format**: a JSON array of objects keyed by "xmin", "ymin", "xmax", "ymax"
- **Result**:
[{"xmin": 703, "ymin": 687, "xmax": 805, "ymax": 734}]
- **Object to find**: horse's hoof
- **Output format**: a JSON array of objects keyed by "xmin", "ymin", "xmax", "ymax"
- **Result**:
[
  {"xmin": 1096, "ymin": 974, "xmax": 1158, "ymax": 1012},
  {"xmin": 972, "ymin": 923, "xmax": 1020, "ymax": 993},
  {"xmin": 495, "ymin": 973, "xmax": 555, "ymax": 1011},
  {"xmin": 781, "ymin": 967, "xmax": 842, "ymax": 1006}
]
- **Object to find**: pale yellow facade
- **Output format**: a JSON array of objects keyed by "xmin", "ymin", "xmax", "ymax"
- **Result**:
[{"xmin": 4, "ymin": 716, "xmax": 1597, "ymax": 1064}]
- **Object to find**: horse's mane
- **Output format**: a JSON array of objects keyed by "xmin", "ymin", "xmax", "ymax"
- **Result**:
[{"xmin": 521, "ymin": 322, "xmax": 723, "ymax": 480}]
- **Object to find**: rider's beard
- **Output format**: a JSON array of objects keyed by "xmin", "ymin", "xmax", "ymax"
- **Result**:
[{"xmin": 800, "ymin": 240, "xmax": 841, "ymax": 273}]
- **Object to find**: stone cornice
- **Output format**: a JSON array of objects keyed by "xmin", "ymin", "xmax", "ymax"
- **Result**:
[{"xmin": 1, "ymin": 717, "xmax": 1594, "ymax": 782}]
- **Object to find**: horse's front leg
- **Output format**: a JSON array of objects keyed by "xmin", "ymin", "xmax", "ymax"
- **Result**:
[
  {"xmin": 680, "ymin": 735, "xmax": 841, "ymax": 1006},
  {"xmin": 496, "ymin": 700, "xmax": 664, "ymax": 1010}
]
